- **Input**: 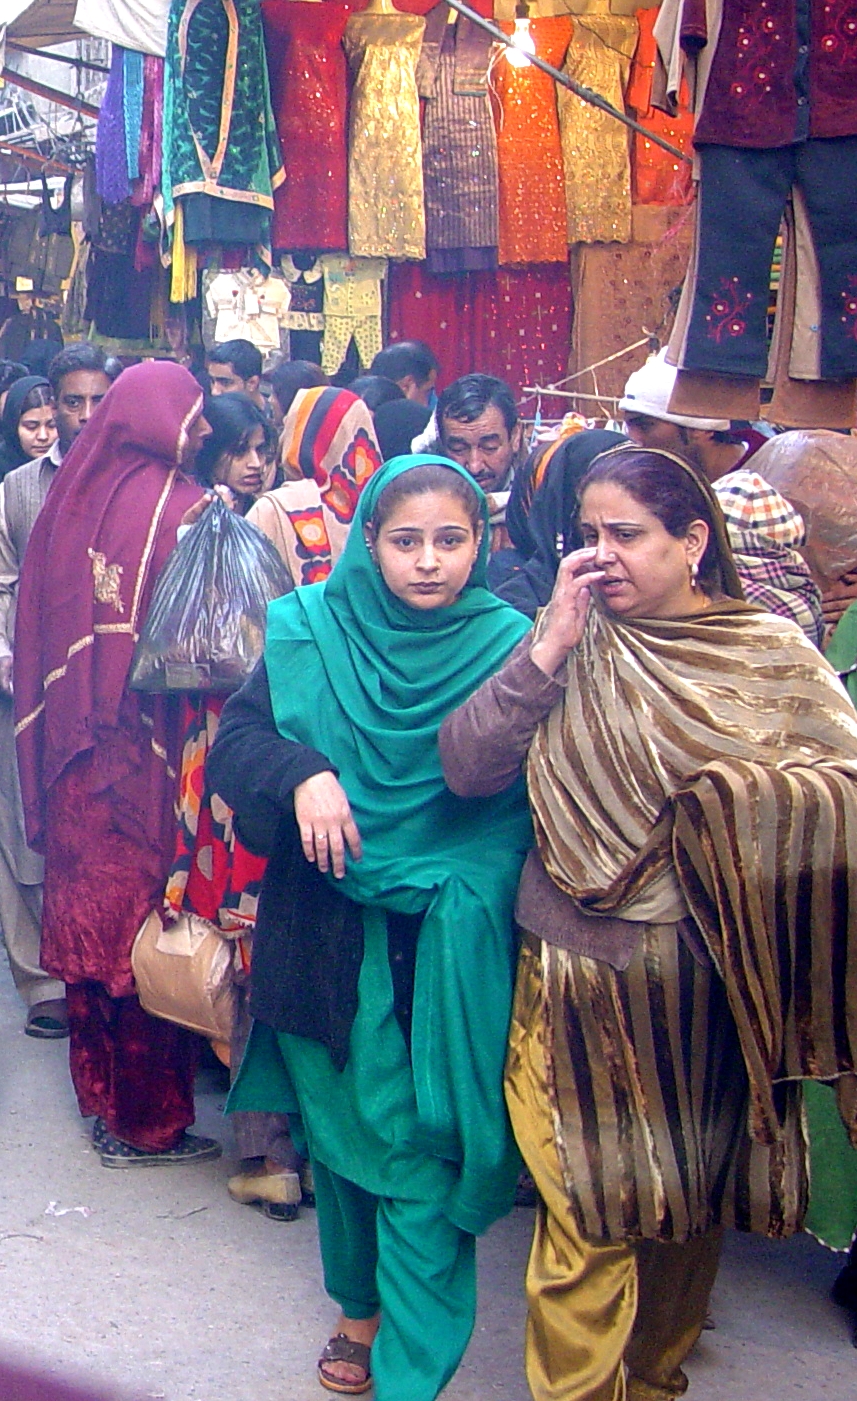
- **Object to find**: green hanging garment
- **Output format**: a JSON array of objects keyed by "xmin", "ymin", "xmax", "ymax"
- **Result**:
[{"xmin": 162, "ymin": 0, "xmax": 284, "ymax": 246}]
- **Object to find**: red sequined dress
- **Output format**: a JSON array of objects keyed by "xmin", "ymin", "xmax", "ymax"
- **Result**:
[
  {"xmin": 492, "ymin": 17, "xmax": 573, "ymax": 266},
  {"xmin": 262, "ymin": 0, "xmax": 349, "ymax": 252}
]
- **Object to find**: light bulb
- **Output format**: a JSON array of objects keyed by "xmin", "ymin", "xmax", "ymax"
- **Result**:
[{"xmin": 505, "ymin": 16, "xmax": 536, "ymax": 67}]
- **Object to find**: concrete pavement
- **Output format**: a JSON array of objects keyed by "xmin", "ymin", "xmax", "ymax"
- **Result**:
[{"xmin": 0, "ymin": 960, "xmax": 854, "ymax": 1401}]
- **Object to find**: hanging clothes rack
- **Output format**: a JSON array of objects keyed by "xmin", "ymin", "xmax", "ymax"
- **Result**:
[{"xmin": 445, "ymin": 0, "xmax": 692, "ymax": 165}]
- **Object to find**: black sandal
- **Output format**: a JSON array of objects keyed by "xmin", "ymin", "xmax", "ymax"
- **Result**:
[{"xmin": 317, "ymin": 1333, "xmax": 372, "ymax": 1395}]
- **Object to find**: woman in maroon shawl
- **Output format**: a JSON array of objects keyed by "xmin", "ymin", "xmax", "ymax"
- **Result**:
[{"xmin": 13, "ymin": 361, "xmax": 220, "ymax": 1167}]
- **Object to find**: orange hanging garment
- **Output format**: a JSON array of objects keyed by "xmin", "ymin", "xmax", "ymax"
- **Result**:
[
  {"xmin": 627, "ymin": 6, "xmax": 694, "ymax": 207},
  {"xmin": 492, "ymin": 16, "xmax": 573, "ymax": 266}
]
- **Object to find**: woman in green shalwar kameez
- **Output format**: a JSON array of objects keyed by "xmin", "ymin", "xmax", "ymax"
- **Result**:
[{"xmin": 213, "ymin": 456, "xmax": 533, "ymax": 1399}]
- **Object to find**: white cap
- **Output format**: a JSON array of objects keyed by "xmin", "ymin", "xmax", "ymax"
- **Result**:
[{"xmin": 618, "ymin": 350, "xmax": 730, "ymax": 432}]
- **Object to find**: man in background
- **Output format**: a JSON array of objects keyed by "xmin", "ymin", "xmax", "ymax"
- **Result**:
[
  {"xmin": 370, "ymin": 340, "xmax": 439, "ymax": 407},
  {"xmin": 206, "ymin": 339, "xmax": 265, "ymax": 410},
  {"xmin": 0, "ymin": 342, "xmax": 113, "ymax": 1038}
]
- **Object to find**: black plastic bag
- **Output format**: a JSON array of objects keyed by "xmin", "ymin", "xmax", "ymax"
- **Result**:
[{"xmin": 129, "ymin": 496, "xmax": 291, "ymax": 693}]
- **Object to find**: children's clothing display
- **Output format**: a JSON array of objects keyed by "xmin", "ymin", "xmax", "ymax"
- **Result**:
[
  {"xmin": 319, "ymin": 255, "xmax": 387, "ymax": 377},
  {"xmin": 205, "ymin": 269, "xmax": 290, "ymax": 353}
]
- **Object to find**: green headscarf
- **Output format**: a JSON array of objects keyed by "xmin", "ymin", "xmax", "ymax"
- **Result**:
[{"xmin": 264, "ymin": 454, "xmax": 533, "ymax": 1233}]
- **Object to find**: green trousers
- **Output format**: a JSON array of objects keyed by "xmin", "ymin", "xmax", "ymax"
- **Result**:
[{"xmin": 313, "ymin": 1159, "xmax": 477, "ymax": 1401}]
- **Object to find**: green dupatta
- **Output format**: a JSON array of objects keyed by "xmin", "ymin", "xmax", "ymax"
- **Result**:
[{"xmin": 264, "ymin": 455, "xmax": 533, "ymax": 1234}]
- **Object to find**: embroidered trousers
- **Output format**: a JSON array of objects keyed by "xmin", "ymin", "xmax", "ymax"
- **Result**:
[{"xmin": 671, "ymin": 138, "xmax": 857, "ymax": 380}]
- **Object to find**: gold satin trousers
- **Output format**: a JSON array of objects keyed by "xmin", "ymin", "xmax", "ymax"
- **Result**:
[{"xmin": 505, "ymin": 943, "xmax": 721, "ymax": 1401}]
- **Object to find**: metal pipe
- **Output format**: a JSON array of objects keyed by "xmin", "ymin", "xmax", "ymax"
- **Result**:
[
  {"xmin": 446, "ymin": 0, "xmax": 692, "ymax": 166},
  {"xmin": 1, "ymin": 68, "xmax": 99, "ymax": 120},
  {"xmin": 5, "ymin": 39, "xmax": 110, "ymax": 76}
]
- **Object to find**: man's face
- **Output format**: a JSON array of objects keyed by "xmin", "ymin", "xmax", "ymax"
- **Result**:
[
  {"xmin": 208, "ymin": 361, "xmax": 256, "ymax": 397},
  {"xmin": 440, "ymin": 405, "xmax": 521, "ymax": 493},
  {"xmin": 622, "ymin": 413, "xmax": 686, "ymax": 452},
  {"xmin": 16, "ymin": 294, "xmax": 33, "ymax": 315},
  {"xmin": 54, "ymin": 370, "xmax": 111, "ymax": 453},
  {"xmin": 398, "ymin": 369, "xmax": 437, "ymax": 406}
]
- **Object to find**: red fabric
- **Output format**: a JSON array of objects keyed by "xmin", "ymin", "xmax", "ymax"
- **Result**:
[
  {"xmin": 14, "ymin": 360, "xmax": 204, "ymax": 854},
  {"xmin": 262, "ymin": 1, "xmax": 349, "ymax": 252},
  {"xmin": 41, "ymin": 750, "xmax": 179, "ymax": 997},
  {"xmin": 66, "ymin": 981, "xmax": 197, "ymax": 1152},
  {"xmin": 166, "ymin": 696, "xmax": 267, "ymax": 933},
  {"xmin": 628, "ymin": 7, "xmax": 694, "ymax": 206},
  {"xmin": 387, "ymin": 262, "xmax": 572, "ymax": 400}
]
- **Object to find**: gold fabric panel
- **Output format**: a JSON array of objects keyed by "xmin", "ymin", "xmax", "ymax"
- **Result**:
[
  {"xmin": 344, "ymin": 14, "xmax": 426, "ymax": 261},
  {"xmin": 558, "ymin": 13, "xmax": 638, "ymax": 245}
]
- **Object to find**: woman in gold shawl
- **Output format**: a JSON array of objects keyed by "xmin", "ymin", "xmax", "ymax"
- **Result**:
[{"xmin": 440, "ymin": 445, "xmax": 857, "ymax": 1401}]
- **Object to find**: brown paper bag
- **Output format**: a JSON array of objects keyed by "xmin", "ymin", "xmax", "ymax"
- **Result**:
[{"xmin": 132, "ymin": 910, "xmax": 235, "ymax": 1043}]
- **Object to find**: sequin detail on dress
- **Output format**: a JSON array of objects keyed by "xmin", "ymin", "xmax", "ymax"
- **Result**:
[
  {"xmin": 344, "ymin": 13, "xmax": 426, "ymax": 261},
  {"xmin": 492, "ymin": 17, "xmax": 572, "ymax": 266},
  {"xmin": 558, "ymin": 12, "xmax": 637, "ymax": 245}
]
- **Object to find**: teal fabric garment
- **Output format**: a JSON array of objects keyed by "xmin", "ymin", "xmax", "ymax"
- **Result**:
[
  {"xmin": 825, "ymin": 601, "xmax": 857, "ymax": 709},
  {"xmin": 804, "ymin": 1080, "xmax": 857, "ymax": 1252},
  {"xmin": 262, "ymin": 453, "xmax": 533, "ymax": 1234}
]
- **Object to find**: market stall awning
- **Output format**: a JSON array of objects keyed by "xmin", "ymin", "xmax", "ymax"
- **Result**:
[{"xmin": 0, "ymin": 0, "xmax": 80, "ymax": 50}]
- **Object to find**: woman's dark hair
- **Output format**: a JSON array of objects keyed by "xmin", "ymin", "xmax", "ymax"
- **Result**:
[
  {"xmin": 268, "ymin": 359, "xmax": 328, "ymax": 419},
  {"xmin": 195, "ymin": 392, "xmax": 274, "ymax": 489},
  {"xmin": 17, "ymin": 383, "xmax": 54, "ymax": 420},
  {"xmin": 577, "ymin": 447, "xmax": 725, "ymax": 594},
  {"xmin": 348, "ymin": 374, "xmax": 405, "ymax": 413},
  {"xmin": 370, "ymin": 463, "xmax": 482, "ymax": 533}
]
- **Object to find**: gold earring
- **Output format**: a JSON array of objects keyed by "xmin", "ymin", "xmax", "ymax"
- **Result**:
[{"xmin": 690, "ymin": 560, "xmax": 699, "ymax": 590}]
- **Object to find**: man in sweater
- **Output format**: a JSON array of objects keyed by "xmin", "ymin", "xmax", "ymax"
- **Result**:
[{"xmin": 0, "ymin": 343, "xmax": 113, "ymax": 1036}]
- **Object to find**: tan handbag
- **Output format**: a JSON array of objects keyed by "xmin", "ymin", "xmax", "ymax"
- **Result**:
[{"xmin": 132, "ymin": 909, "xmax": 236, "ymax": 1045}]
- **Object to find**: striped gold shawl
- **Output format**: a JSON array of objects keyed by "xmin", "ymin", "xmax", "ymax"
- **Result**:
[{"xmin": 528, "ymin": 599, "xmax": 857, "ymax": 1145}]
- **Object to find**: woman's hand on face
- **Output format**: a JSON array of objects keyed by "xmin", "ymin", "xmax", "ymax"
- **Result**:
[
  {"xmin": 293, "ymin": 772, "xmax": 363, "ymax": 879},
  {"xmin": 529, "ymin": 548, "xmax": 605, "ymax": 677}
]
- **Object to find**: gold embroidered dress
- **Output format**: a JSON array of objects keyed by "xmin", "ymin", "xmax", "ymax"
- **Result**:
[
  {"xmin": 343, "ymin": 13, "xmax": 426, "ymax": 261},
  {"xmin": 558, "ymin": 9, "xmax": 638, "ymax": 244}
]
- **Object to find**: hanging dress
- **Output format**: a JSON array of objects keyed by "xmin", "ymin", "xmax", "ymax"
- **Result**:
[
  {"xmin": 626, "ymin": 5, "xmax": 694, "ymax": 208},
  {"xmin": 162, "ymin": 0, "xmax": 284, "ymax": 248},
  {"xmin": 262, "ymin": 1, "xmax": 349, "ymax": 253},
  {"xmin": 343, "ymin": 12, "xmax": 426, "ymax": 261},
  {"xmin": 558, "ymin": 9, "xmax": 638, "ymax": 244},
  {"xmin": 492, "ymin": 16, "xmax": 572, "ymax": 266},
  {"xmin": 418, "ymin": 7, "xmax": 498, "ymax": 274}
]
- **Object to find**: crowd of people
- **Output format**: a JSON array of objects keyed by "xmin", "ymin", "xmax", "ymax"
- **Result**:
[{"xmin": 3, "ymin": 332, "xmax": 857, "ymax": 1401}]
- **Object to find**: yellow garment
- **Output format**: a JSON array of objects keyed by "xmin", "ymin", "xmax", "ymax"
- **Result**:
[
  {"xmin": 506, "ymin": 942, "xmax": 721, "ymax": 1401},
  {"xmin": 343, "ymin": 14, "xmax": 426, "ymax": 260},
  {"xmin": 169, "ymin": 202, "xmax": 198, "ymax": 304},
  {"xmin": 318, "ymin": 254, "xmax": 387, "ymax": 376},
  {"xmin": 558, "ymin": 13, "xmax": 638, "ymax": 244}
]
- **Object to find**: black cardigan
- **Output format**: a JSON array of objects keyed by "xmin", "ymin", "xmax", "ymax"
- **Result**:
[{"xmin": 206, "ymin": 660, "xmax": 419, "ymax": 1070}]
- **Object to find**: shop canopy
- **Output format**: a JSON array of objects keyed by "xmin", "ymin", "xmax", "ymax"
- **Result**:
[{"xmin": 0, "ymin": 1, "xmax": 80, "ymax": 50}]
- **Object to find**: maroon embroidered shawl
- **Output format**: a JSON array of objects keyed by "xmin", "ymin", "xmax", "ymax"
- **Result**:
[{"xmin": 14, "ymin": 360, "xmax": 204, "ymax": 852}]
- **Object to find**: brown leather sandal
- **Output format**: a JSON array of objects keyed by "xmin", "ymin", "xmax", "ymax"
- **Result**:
[{"xmin": 317, "ymin": 1333, "xmax": 372, "ymax": 1395}]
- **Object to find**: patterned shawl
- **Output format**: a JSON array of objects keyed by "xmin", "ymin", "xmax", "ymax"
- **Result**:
[
  {"xmin": 712, "ymin": 469, "xmax": 824, "ymax": 644},
  {"xmin": 247, "ymin": 387, "xmax": 382, "ymax": 585},
  {"xmin": 528, "ymin": 601, "xmax": 857, "ymax": 1146}
]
